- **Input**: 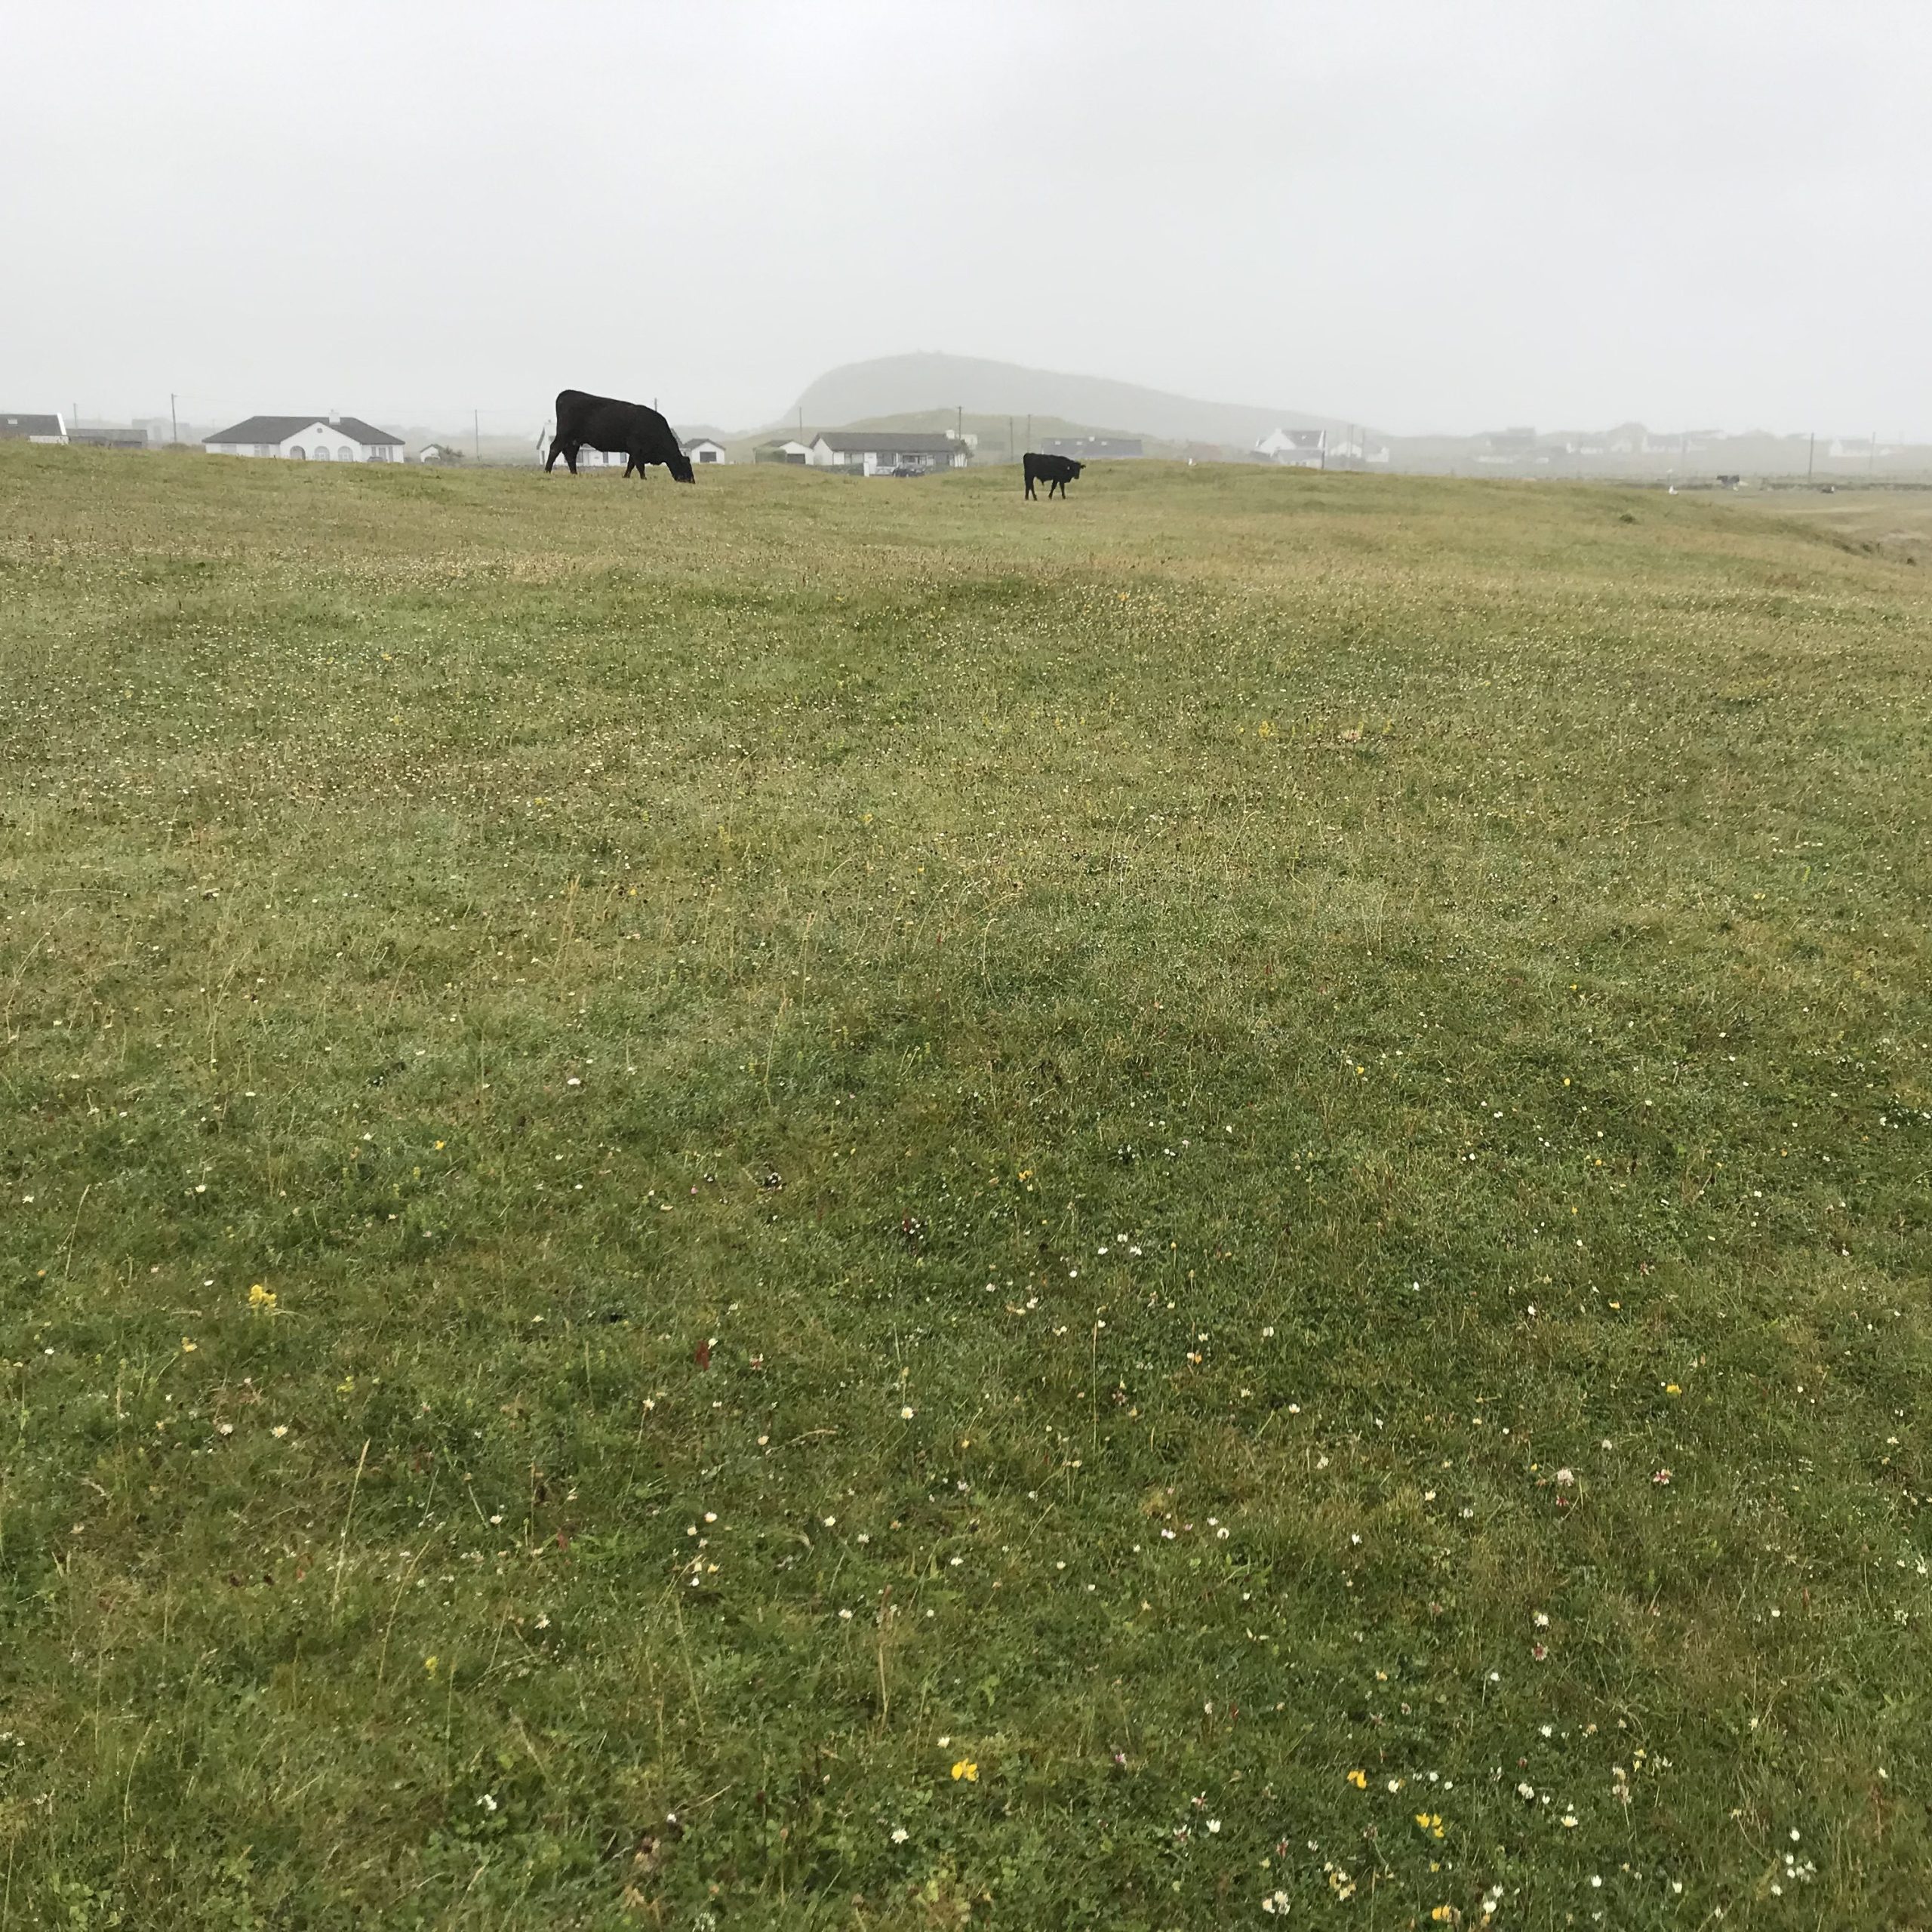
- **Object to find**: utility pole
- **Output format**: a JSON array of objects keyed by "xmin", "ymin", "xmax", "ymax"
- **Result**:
[
  {"xmin": 473, "ymin": 409, "xmax": 481, "ymax": 462},
  {"xmin": 171, "ymin": 393, "xmax": 180, "ymax": 446},
  {"xmin": 1007, "ymin": 416, "xmax": 1014, "ymax": 463},
  {"xmin": 1026, "ymin": 414, "xmax": 1032, "ymax": 451},
  {"xmin": 1870, "ymin": 432, "xmax": 1877, "ymax": 475},
  {"xmin": 1807, "ymin": 432, "xmax": 1814, "ymax": 482}
]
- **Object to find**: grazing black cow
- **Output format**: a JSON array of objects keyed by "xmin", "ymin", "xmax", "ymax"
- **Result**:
[
  {"xmin": 545, "ymin": 389, "xmax": 694, "ymax": 481},
  {"xmin": 1023, "ymin": 451, "xmax": 1082, "ymax": 500}
]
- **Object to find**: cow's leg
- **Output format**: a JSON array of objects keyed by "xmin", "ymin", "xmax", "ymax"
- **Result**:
[
  {"xmin": 1024, "ymin": 471, "xmax": 1035, "ymax": 499},
  {"xmin": 551, "ymin": 441, "xmax": 580, "ymax": 475}
]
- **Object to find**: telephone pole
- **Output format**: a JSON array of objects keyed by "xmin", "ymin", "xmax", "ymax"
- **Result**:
[
  {"xmin": 1806, "ymin": 432, "xmax": 1814, "ymax": 482},
  {"xmin": 171, "ymin": 393, "xmax": 179, "ymax": 446}
]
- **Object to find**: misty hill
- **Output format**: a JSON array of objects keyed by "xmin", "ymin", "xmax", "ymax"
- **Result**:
[{"xmin": 789, "ymin": 353, "xmax": 1355, "ymax": 448}]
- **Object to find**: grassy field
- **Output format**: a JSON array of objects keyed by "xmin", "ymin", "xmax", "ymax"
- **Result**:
[{"xmin": 2, "ymin": 449, "xmax": 1928, "ymax": 1929}]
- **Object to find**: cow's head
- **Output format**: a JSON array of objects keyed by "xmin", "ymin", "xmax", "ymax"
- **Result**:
[
  {"xmin": 669, "ymin": 446, "xmax": 696, "ymax": 483},
  {"xmin": 1071, "ymin": 461, "xmax": 1084, "ymax": 478}
]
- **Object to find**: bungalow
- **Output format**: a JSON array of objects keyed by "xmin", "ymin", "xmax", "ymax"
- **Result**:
[
  {"xmin": 1255, "ymin": 426, "xmax": 1326, "ymax": 468},
  {"xmin": 203, "ymin": 414, "xmax": 405, "ymax": 462},
  {"xmin": 682, "ymin": 435, "xmax": 727, "ymax": 466},
  {"xmin": 755, "ymin": 438, "xmax": 813, "ymax": 465},
  {"xmin": 1, "ymin": 412, "xmax": 68, "ymax": 444},
  {"xmin": 808, "ymin": 430, "xmax": 965, "ymax": 476}
]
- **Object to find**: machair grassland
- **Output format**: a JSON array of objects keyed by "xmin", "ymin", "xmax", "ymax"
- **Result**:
[{"xmin": 2, "ymin": 450, "xmax": 1928, "ymax": 1928}]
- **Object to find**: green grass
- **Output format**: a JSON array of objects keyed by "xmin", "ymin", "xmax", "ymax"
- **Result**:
[{"xmin": 2, "ymin": 448, "xmax": 1929, "ymax": 1929}]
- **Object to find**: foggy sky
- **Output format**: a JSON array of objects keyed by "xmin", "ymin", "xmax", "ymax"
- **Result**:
[{"xmin": 6, "ymin": 1, "xmax": 1929, "ymax": 439}]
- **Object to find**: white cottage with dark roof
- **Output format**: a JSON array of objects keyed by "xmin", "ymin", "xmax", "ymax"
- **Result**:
[
  {"xmin": 807, "ymin": 430, "xmax": 965, "ymax": 476},
  {"xmin": 1255, "ymin": 426, "xmax": 1327, "ymax": 468},
  {"xmin": 203, "ymin": 414, "xmax": 404, "ymax": 462},
  {"xmin": 1, "ymin": 413, "xmax": 68, "ymax": 444}
]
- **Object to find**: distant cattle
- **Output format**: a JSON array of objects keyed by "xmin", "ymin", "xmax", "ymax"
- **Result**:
[
  {"xmin": 545, "ymin": 390, "xmax": 694, "ymax": 481},
  {"xmin": 1023, "ymin": 452, "xmax": 1082, "ymax": 500}
]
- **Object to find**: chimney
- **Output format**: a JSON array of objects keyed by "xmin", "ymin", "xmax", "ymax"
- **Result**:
[{"xmin": 329, "ymin": 412, "xmax": 341, "ymax": 426}]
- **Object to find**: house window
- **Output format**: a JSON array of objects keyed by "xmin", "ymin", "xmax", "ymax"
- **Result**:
[
  {"xmin": 315, "ymin": 446, "xmax": 331, "ymax": 460},
  {"xmin": 340, "ymin": 448, "xmax": 354, "ymax": 461},
  {"xmin": 291, "ymin": 446, "xmax": 307, "ymax": 460}
]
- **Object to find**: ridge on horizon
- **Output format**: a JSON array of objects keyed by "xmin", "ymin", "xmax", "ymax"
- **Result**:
[{"xmin": 783, "ymin": 352, "xmax": 1358, "ymax": 448}]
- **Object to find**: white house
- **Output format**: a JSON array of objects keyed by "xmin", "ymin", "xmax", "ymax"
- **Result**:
[
  {"xmin": 682, "ymin": 435, "xmax": 727, "ymax": 466},
  {"xmin": 1256, "ymin": 426, "xmax": 1326, "ymax": 467},
  {"xmin": 203, "ymin": 414, "xmax": 405, "ymax": 462},
  {"xmin": 1040, "ymin": 435, "xmax": 1143, "ymax": 460},
  {"xmin": 755, "ymin": 438, "xmax": 813, "ymax": 465},
  {"xmin": 1, "ymin": 412, "xmax": 68, "ymax": 445},
  {"xmin": 807, "ymin": 430, "xmax": 966, "ymax": 476},
  {"xmin": 546, "ymin": 441, "xmax": 628, "ymax": 467}
]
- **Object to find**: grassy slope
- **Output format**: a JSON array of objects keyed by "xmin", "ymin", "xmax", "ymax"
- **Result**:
[{"xmin": 1, "ymin": 451, "xmax": 1928, "ymax": 1929}]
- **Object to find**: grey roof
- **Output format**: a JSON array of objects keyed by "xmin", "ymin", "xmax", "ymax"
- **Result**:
[
  {"xmin": 814, "ymin": 430, "xmax": 958, "ymax": 454},
  {"xmin": 1, "ymin": 413, "xmax": 64, "ymax": 438},
  {"xmin": 681, "ymin": 434, "xmax": 725, "ymax": 449},
  {"xmin": 205, "ymin": 414, "xmax": 403, "ymax": 447}
]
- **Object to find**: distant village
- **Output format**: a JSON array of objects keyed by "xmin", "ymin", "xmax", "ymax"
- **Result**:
[{"xmin": 3, "ymin": 407, "xmax": 1924, "ymax": 485}]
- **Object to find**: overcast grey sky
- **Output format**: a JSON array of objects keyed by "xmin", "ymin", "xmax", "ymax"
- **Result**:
[{"xmin": 5, "ymin": 1, "xmax": 1928, "ymax": 437}]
